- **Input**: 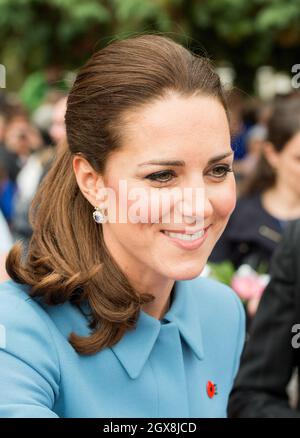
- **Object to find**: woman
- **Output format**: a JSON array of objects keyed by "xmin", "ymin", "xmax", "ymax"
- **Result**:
[
  {"xmin": 210, "ymin": 97, "xmax": 300, "ymax": 272},
  {"xmin": 0, "ymin": 34, "xmax": 245, "ymax": 418}
]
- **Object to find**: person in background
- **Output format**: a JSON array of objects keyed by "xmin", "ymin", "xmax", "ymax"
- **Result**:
[
  {"xmin": 0, "ymin": 107, "xmax": 31, "ymax": 185},
  {"xmin": 0, "ymin": 160, "xmax": 17, "ymax": 226},
  {"xmin": 227, "ymin": 90, "xmax": 254, "ymax": 167},
  {"xmin": 233, "ymin": 102, "xmax": 272, "ymax": 185},
  {"xmin": 228, "ymin": 220, "xmax": 300, "ymax": 418},
  {"xmin": 210, "ymin": 97, "xmax": 300, "ymax": 274},
  {"xmin": 10, "ymin": 96, "xmax": 67, "ymax": 243},
  {"xmin": 0, "ymin": 107, "xmax": 32, "ymax": 225},
  {"xmin": 32, "ymin": 90, "xmax": 66, "ymax": 146},
  {"xmin": 48, "ymin": 95, "xmax": 67, "ymax": 146},
  {"xmin": 0, "ymin": 209, "xmax": 13, "ymax": 283}
]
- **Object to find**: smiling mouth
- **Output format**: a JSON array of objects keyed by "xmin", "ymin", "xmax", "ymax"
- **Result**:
[{"xmin": 160, "ymin": 226, "xmax": 210, "ymax": 242}]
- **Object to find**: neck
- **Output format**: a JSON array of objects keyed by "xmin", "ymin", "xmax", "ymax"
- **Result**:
[
  {"xmin": 134, "ymin": 274, "xmax": 175, "ymax": 320},
  {"xmin": 141, "ymin": 285, "xmax": 173, "ymax": 320},
  {"xmin": 102, "ymin": 226, "xmax": 175, "ymax": 321}
]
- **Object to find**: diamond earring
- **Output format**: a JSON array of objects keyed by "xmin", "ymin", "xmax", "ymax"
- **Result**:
[{"xmin": 93, "ymin": 206, "xmax": 107, "ymax": 224}]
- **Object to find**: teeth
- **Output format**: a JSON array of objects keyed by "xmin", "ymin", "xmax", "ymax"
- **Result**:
[{"xmin": 163, "ymin": 230, "xmax": 204, "ymax": 241}]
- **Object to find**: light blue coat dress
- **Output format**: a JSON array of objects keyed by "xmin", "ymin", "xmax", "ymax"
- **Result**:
[{"xmin": 0, "ymin": 276, "xmax": 245, "ymax": 418}]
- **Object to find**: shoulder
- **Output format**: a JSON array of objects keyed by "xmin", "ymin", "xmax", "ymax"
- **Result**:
[
  {"xmin": 0, "ymin": 279, "xmax": 60, "ymax": 386},
  {"xmin": 189, "ymin": 276, "xmax": 244, "ymax": 315},
  {"xmin": 188, "ymin": 276, "xmax": 246, "ymax": 377},
  {"xmin": 269, "ymin": 219, "xmax": 300, "ymax": 278},
  {"xmin": 0, "ymin": 279, "xmax": 61, "ymax": 416},
  {"xmin": 188, "ymin": 276, "xmax": 245, "ymax": 345},
  {"xmin": 234, "ymin": 194, "xmax": 259, "ymax": 211},
  {"xmin": 282, "ymin": 219, "xmax": 300, "ymax": 249},
  {"xmin": 217, "ymin": 196, "xmax": 257, "ymax": 239},
  {"xmin": 0, "ymin": 279, "xmax": 54, "ymax": 329},
  {"xmin": 226, "ymin": 194, "xmax": 278, "ymax": 238},
  {"xmin": 230, "ymin": 194, "xmax": 262, "ymax": 224}
]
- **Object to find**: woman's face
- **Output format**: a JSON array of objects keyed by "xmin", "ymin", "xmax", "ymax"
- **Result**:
[{"xmin": 97, "ymin": 92, "xmax": 236, "ymax": 283}]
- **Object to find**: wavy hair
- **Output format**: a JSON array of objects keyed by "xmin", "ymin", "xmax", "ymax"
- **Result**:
[{"xmin": 6, "ymin": 34, "xmax": 228, "ymax": 354}]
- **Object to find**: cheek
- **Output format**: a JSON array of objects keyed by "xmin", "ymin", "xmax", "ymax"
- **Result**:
[
  {"xmin": 128, "ymin": 196, "xmax": 151, "ymax": 223},
  {"xmin": 124, "ymin": 188, "xmax": 175, "ymax": 225},
  {"xmin": 117, "ymin": 184, "xmax": 158, "ymax": 225},
  {"xmin": 290, "ymin": 161, "xmax": 300, "ymax": 177},
  {"xmin": 211, "ymin": 180, "xmax": 236, "ymax": 220}
]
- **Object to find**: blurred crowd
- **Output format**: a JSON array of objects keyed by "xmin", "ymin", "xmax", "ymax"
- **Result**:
[{"xmin": 0, "ymin": 88, "xmax": 67, "ymax": 273}]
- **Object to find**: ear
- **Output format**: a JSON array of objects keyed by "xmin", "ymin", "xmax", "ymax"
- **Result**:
[
  {"xmin": 263, "ymin": 141, "xmax": 280, "ymax": 170},
  {"xmin": 72, "ymin": 154, "xmax": 105, "ymax": 207}
]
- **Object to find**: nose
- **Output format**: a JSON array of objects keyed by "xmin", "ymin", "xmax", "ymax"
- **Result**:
[{"xmin": 177, "ymin": 186, "xmax": 213, "ymax": 228}]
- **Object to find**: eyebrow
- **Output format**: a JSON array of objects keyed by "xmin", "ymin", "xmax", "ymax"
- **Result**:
[{"xmin": 138, "ymin": 152, "xmax": 234, "ymax": 167}]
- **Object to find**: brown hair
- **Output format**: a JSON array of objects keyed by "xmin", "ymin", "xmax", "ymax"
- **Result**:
[
  {"xmin": 242, "ymin": 97, "xmax": 300, "ymax": 196},
  {"xmin": 6, "ymin": 34, "xmax": 228, "ymax": 355}
]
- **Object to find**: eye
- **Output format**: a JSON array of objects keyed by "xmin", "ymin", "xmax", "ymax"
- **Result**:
[
  {"xmin": 208, "ymin": 164, "xmax": 233, "ymax": 179},
  {"xmin": 145, "ymin": 170, "xmax": 176, "ymax": 184}
]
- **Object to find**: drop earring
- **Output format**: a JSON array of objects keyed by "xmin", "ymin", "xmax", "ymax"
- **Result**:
[{"xmin": 93, "ymin": 206, "xmax": 107, "ymax": 224}]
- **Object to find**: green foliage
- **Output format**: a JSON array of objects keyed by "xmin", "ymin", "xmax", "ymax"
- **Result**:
[
  {"xmin": 0, "ymin": 0, "xmax": 300, "ymax": 91},
  {"xmin": 206, "ymin": 261, "xmax": 235, "ymax": 286}
]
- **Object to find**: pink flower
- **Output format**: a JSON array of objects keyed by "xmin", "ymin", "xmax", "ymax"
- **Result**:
[{"xmin": 231, "ymin": 265, "xmax": 270, "ymax": 301}]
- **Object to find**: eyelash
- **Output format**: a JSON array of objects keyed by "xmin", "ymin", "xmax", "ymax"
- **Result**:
[{"xmin": 145, "ymin": 165, "xmax": 233, "ymax": 184}]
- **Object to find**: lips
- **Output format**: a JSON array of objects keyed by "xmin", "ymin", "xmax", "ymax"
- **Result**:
[
  {"xmin": 160, "ymin": 225, "xmax": 211, "ymax": 250},
  {"xmin": 161, "ymin": 229, "xmax": 205, "ymax": 241},
  {"xmin": 160, "ymin": 225, "xmax": 210, "ymax": 235}
]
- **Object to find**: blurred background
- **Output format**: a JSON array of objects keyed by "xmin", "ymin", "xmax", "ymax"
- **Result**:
[{"xmin": 1, "ymin": 0, "xmax": 300, "ymax": 321}]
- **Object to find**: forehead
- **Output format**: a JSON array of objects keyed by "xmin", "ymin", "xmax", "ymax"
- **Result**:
[{"xmin": 118, "ymin": 93, "xmax": 230, "ymax": 161}]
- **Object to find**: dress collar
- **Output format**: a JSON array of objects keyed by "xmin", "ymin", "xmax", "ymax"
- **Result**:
[
  {"xmin": 10, "ymin": 278, "xmax": 205, "ymax": 380},
  {"xmin": 111, "ymin": 279, "xmax": 204, "ymax": 379}
]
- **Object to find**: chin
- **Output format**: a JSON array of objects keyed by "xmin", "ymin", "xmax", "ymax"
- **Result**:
[{"xmin": 167, "ymin": 260, "xmax": 207, "ymax": 281}]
